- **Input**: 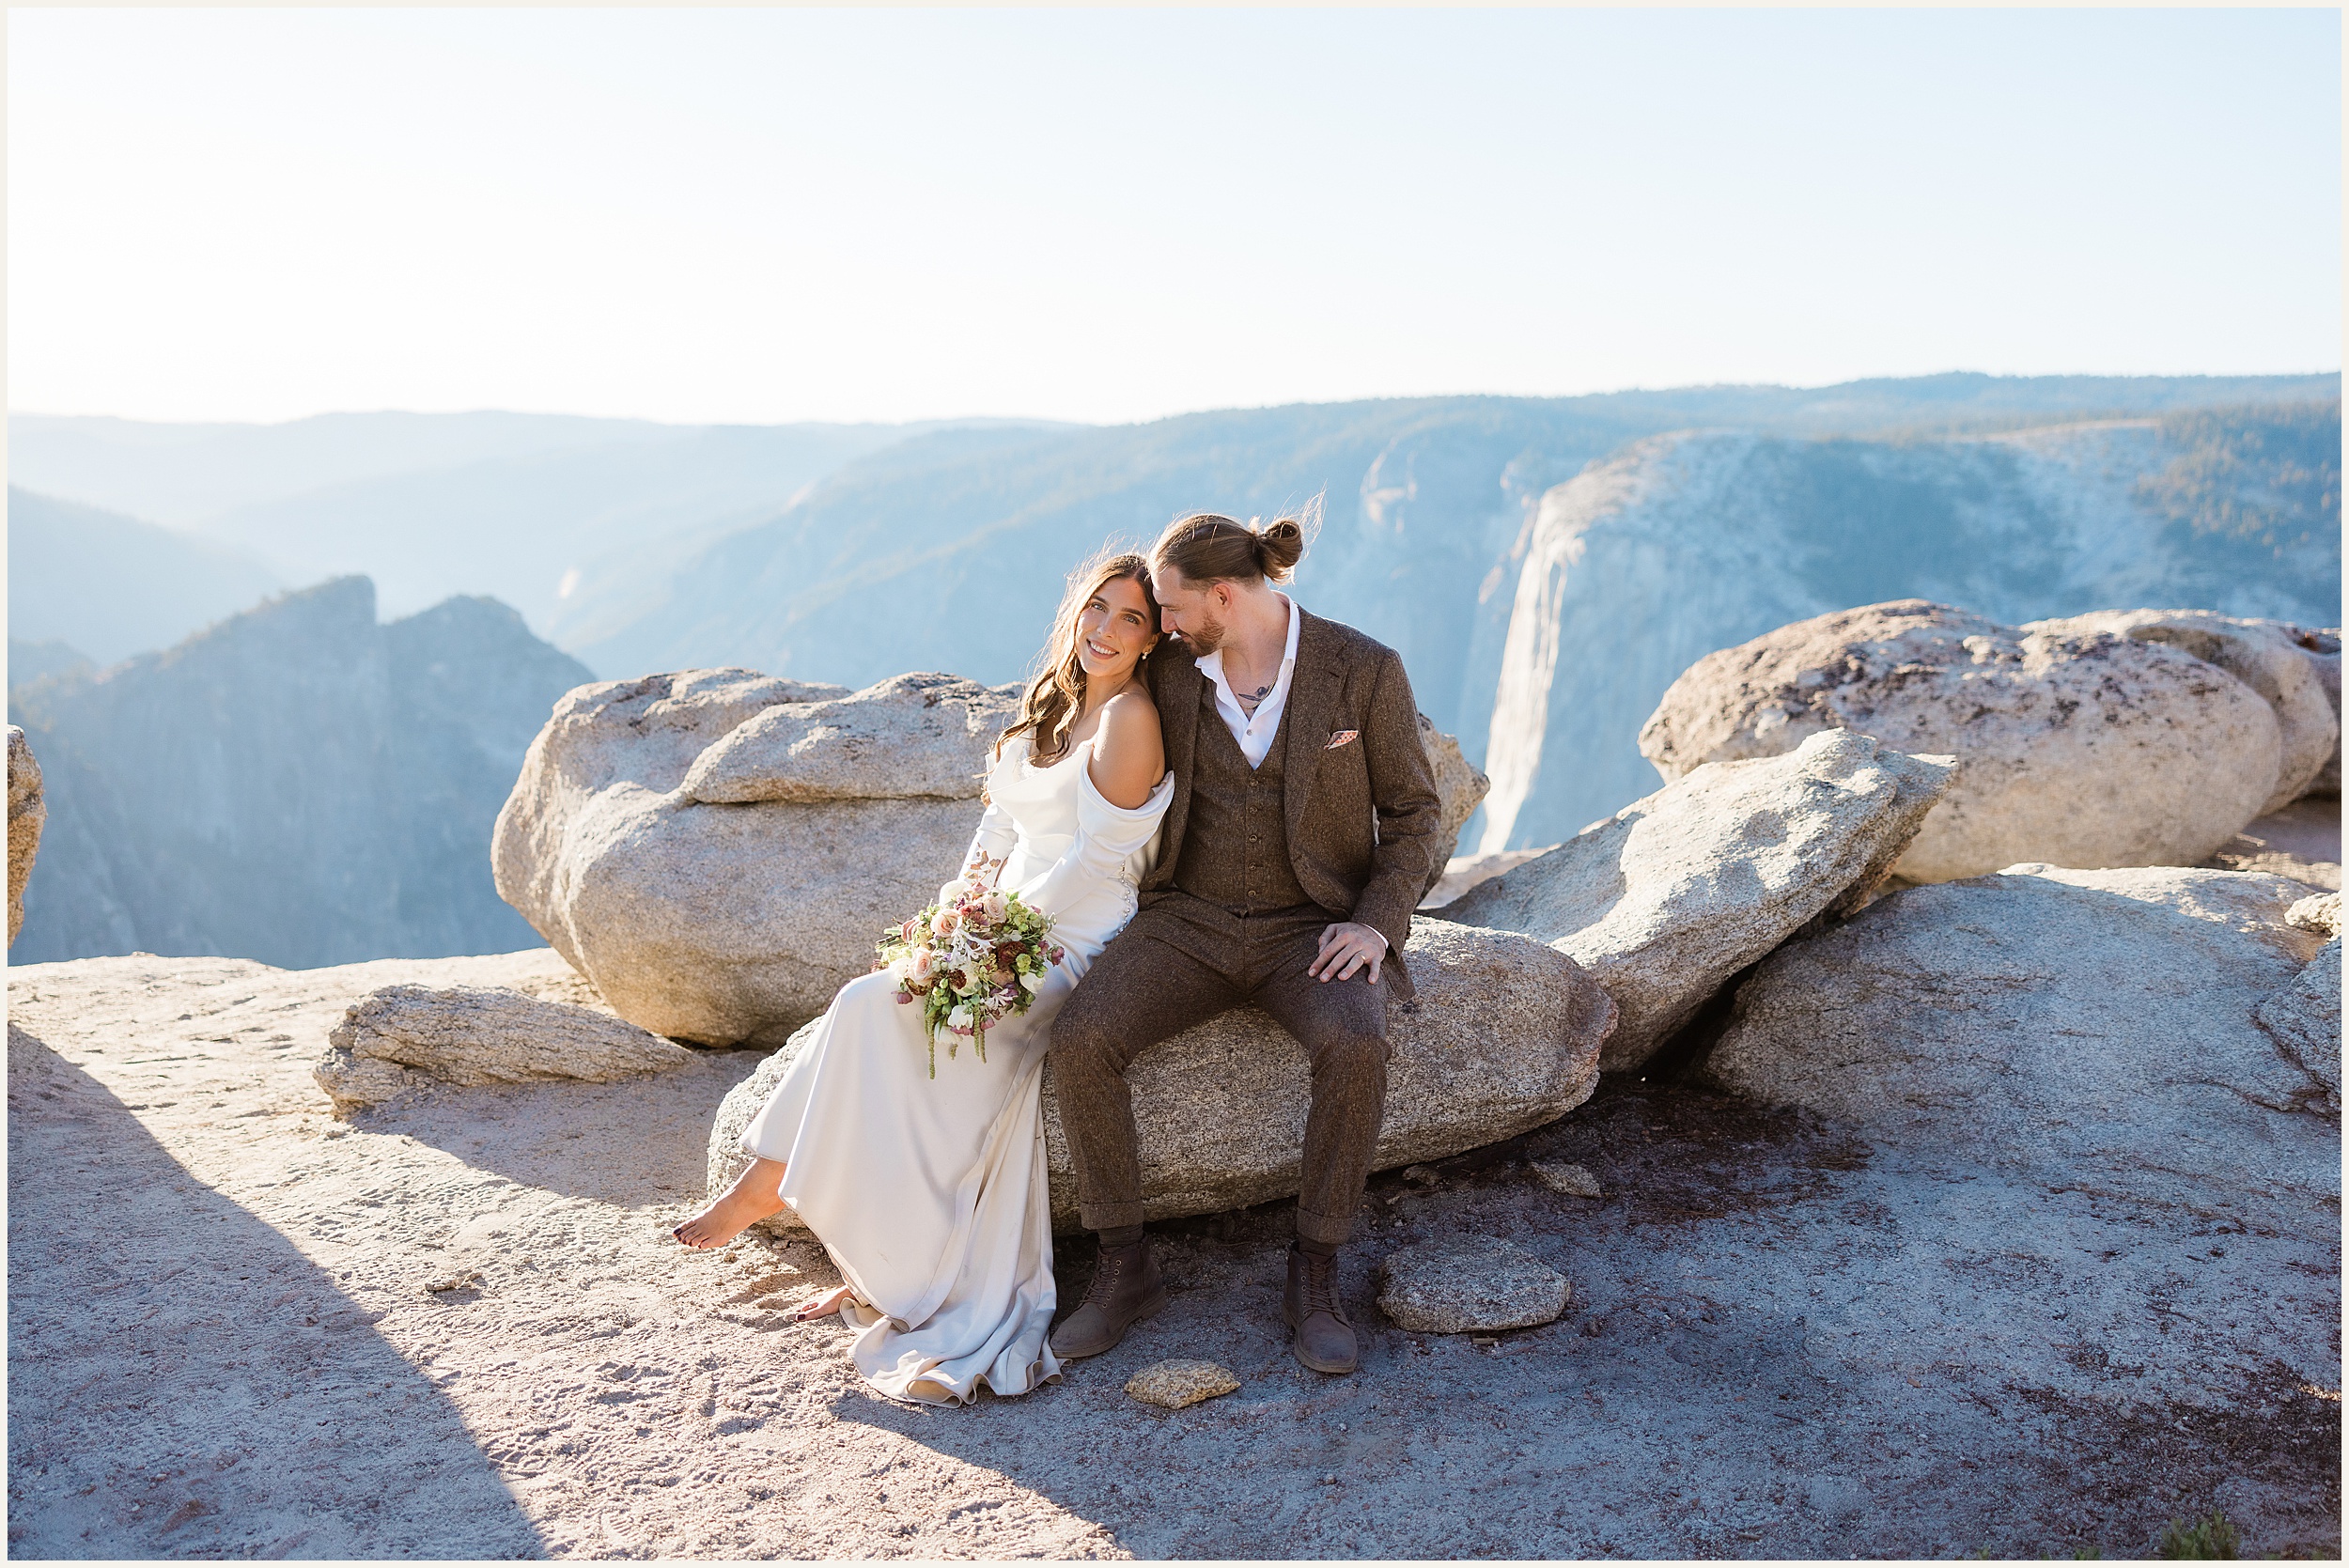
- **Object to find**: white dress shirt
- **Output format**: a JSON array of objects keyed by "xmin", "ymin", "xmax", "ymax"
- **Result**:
[{"xmin": 1196, "ymin": 592, "xmax": 1301, "ymax": 770}]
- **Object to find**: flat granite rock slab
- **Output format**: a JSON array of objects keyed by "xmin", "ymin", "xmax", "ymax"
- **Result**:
[
  {"xmin": 8, "ymin": 951, "xmax": 2338, "ymax": 1560},
  {"xmin": 1377, "ymin": 1234, "xmax": 1572, "ymax": 1333}
]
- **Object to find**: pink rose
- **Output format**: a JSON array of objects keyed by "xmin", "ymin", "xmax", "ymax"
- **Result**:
[
  {"xmin": 907, "ymin": 948, "xmax": 936, "ymax": 983},
  {"xmin": 980, "ymin": 890, "xmax": 1010, "ymax": 924},
  {"xmin": 931, "ymin": 907, "xmax": 957, "ymax": 938}
]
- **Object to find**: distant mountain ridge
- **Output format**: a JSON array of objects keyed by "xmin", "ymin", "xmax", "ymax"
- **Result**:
[
  {"xmin": 7, "ymin": 412, "xmax": 1026, "ymax": 630},
  {"xmin": 541, "ymin": 377, "xmax": 2341, "ymax": 756},
  {"xmin": 8, "ymin": 578, "xmax": 593, "ymax": 966},
  {"xmin": 10, "ymin": 410, "xmax": 677, "ymax": 521},
  {"xmin": 7, "ymin": 487, "xmax": 282, "ymax": 667},
  {"xmin": 12, "ymin": 374, "xmax": 2339, "ymax": 868},
  {"xmin": 17, "ymin": 376, "xmax": 2331, "ymax": 647}
]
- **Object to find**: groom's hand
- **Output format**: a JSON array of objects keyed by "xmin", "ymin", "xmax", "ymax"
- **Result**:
[{"xmin": 1309, "ymin": 922, "xmax": 1389, "ymax": 985}]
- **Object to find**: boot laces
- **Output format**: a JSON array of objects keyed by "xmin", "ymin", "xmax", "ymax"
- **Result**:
[
  {"xmin": 1086, "ymin": 1248, "xmax": 1131, "ymax": 1306},
  {"xmin": 1299, "ymin": 1250, "xmax": 1342, "ymax": 1317}
]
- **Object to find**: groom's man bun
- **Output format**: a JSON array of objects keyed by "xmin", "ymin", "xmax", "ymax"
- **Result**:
[{"xmin": 1152, "ymin": 499, "xmax": 1316, "ymax": 586}]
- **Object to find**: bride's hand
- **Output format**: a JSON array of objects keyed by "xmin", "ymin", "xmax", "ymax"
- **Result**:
[{"xmin": 939, "ymin": 859, "xmax": 1003, "ymax": 908}]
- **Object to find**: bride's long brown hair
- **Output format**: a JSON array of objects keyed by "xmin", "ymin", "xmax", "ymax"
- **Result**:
[{"xmin": 997, "ymin": 549, "xmax": 1162, "ymax": 766}]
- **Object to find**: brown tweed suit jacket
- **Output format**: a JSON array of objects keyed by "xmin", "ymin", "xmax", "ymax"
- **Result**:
[{"xmin": 1141, "ymin": 607, "xmax": 1442, "ymax": 993}]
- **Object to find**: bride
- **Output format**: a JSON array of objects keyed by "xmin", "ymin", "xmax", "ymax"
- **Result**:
[{"xmin": 674, "ymin": 549, "xmax": 1174, "ymax": 1406}]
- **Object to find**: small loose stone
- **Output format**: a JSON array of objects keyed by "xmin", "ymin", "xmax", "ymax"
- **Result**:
[
  {"xmin": 1532, "ymin": 1160, "xmax": 1603, "ymax": 1200},
  {"xmin": 1124, "ymin": 1359, "xmax": 1239, "ymax": 1410},
  {"xmin": 1378, "ymin": 1235, "xmax": 1570, "ymax": 1333}
]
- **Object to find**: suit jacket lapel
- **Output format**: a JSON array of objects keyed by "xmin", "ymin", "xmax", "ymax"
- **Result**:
[
  {"xmin": 1153, "ymin": 650, "xmax": 1205, "ymax": 870},
  {"xmin": 1283, "ymin": 610, "xmax": 1341, "ymax": 850}
]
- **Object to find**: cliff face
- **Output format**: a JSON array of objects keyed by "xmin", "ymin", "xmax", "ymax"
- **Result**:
[
  {"xmin": 1478, "ymin": 410, "xmax": 2342, "ymax": 849},
  {"xmin": 8, "ymin": 578, "xmax": 593, "ymax": 967},
  {"xmin": 548, "ymin": 379, "xmax": 2339, "ymax": 743}
]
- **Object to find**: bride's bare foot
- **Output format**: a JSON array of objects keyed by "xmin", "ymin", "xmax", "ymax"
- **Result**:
[
  {"xmin": 791, "ymin": 1284, "xmax": 858, "ymax": 1321},
  {"xmin": 674, "ymin": 1157, "xmax": 788, "ymax": 1250}
]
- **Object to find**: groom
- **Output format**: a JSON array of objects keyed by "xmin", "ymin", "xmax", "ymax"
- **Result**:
[{"xmin": 1048, "ymin": 509, "xmax": 1441, "ymax": 1375}]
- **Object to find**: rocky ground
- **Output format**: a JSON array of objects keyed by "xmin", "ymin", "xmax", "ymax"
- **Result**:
[{"xmin": 8, "ymin": 938, "xmax": 2340, "ymax": 1560}]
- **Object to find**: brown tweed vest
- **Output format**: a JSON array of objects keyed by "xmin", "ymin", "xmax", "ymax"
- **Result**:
[{"xmin": 1170, "ymin": 679, "xmax": 1313, "ymax": 915}]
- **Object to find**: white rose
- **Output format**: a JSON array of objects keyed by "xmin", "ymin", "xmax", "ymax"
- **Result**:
[
  {"xmin": 947, "ymin": 1004, "xmax": 972, "ymax": 1028},
  {"xmin": 1019, "ymin": 971, "xmax": 1042, "ymax": 993}
]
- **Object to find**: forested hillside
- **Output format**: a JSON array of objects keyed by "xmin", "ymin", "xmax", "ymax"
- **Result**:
[{"xmin": 9, "ymin": 579, "xmax": 592, "ymax": 965}]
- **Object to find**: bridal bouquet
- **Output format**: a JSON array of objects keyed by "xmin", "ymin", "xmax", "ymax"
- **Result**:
[{"xmin": 875, "ymin": 877, "xmax": 1065, "ymax": 1078}]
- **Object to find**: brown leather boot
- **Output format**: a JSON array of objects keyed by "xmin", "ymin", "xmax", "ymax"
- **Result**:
[
  {"xmin": 1049, "ymin": 1238, "xmax": 1166, "ymax": 1360},
  {"xmin": 1284, "ymin": 1244, "xmax": 1359, "ymax": 1374}
]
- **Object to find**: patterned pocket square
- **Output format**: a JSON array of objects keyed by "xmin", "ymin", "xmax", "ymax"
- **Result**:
[{"xmin": 1326, "ymin": 730, "xmax": 1359, "ymax": 750}]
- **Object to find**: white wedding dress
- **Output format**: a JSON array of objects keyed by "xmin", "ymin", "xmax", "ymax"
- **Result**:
[{"xmin": 738, "ymin": 735, "xmax": 1174, "ymax": 1405}]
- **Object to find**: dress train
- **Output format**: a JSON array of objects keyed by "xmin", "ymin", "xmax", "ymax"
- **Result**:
[{"xmin": 737, "ymin": 739, "xmax": 1173, "ymax": 1404}]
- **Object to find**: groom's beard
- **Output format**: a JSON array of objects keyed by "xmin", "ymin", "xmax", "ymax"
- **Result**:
[{"xmin": 1174, "ymin": 609, "xmax": 1229, "ymax": 655}]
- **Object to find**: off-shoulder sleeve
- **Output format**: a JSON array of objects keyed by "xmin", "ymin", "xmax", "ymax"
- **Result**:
[{"xmin": 1010, "ymin": 764, "xmax": 1174, "ymax": 920}]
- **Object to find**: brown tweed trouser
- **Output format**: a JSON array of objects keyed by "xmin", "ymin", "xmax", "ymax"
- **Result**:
[{"xmin": 1050, "ymin": 894, "xmax": 1389, "ymax": 1248}]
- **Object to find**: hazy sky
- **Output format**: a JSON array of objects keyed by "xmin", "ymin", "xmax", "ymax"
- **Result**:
[{"xmin": 8, "ymin": 8, "xmax": 2341, "ymax": 427}]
